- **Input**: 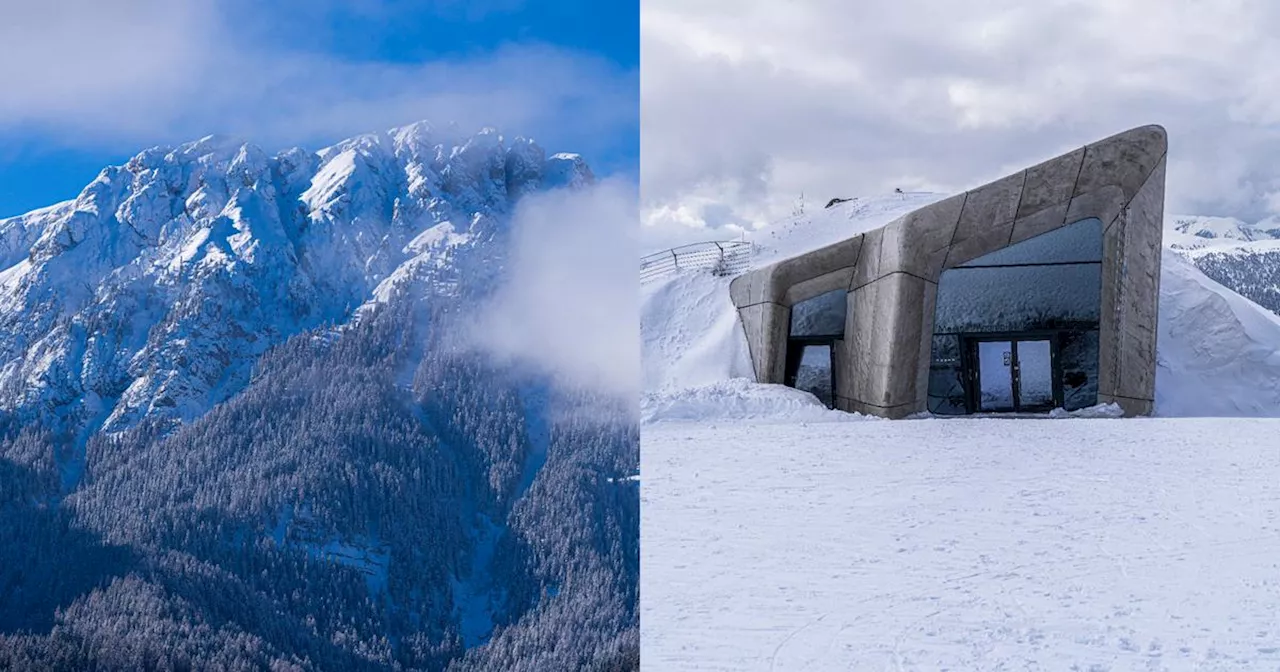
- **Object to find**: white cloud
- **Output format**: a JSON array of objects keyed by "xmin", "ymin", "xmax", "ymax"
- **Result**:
[
  {"xmin": 0, "ymin": 1, "xmax": 220, "ymax": 136},
  {"xmin": 642, "ymin": 0, "xmax": 1280, "ymax": 247},
  {"xmin": 472, "ymin": 179, "xmax": 639, "ymax": 400},
  {"xmin": 0, "ymin": 0, "xmax": 635, "ymax": 165}
]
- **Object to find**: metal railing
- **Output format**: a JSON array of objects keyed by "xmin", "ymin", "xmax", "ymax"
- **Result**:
[{"xmin": 640, "ymin": 240, "xmax": 754, "ymax": 284}]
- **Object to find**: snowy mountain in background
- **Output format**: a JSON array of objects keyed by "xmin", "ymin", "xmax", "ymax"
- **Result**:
[
  {"xmin": 0, "ymin": 122, "xmax": 591, "ymax": 436},
  {"xmin": 1164, "ymin": 214, "xmax": 1280, "ymax": 317},
  {"xmin": 1166, "ymin": 214, "xmax": 1280, "ymax": 246},
  {"xmin": 642, "ymin": 195, "xmax": 1280, "ymax": 421}
]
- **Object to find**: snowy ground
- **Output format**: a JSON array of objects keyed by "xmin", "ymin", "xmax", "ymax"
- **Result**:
[
  {"xmin": 641, "ymin": 418, "xmax": 1280, "ymax": 671},
  {"xmin": 640, "ymin": 194, "xmax": 1280, "ymax": 670}
]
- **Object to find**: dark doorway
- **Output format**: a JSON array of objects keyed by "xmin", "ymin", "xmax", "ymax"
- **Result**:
[
  {"xmin": 785, "ymin": 337, "xmax": 838, "ymax": 408},
  {"xmin": 967, "ymin": 336, "xmax": 1060, "ymax": 413}
]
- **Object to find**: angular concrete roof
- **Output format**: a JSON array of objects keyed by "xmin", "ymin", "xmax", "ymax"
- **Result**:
[{"xmin": 730, "ymin": 125, "xmax": 1167, "ymax": 418}]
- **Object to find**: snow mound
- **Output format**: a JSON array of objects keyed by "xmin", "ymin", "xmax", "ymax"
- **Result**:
[
  {"xmin": 1047, "ymin": 402, "xmax": 1124, "ymax": 419},
  {"xmin": 641, "ymin": 378, "xmax": 869, "ymax": 424},
  {"xmin": 751, "ymin": 193, "xmax": 943, "ymax": 268},
  {"xmin": 640, "ymin": 194, "xmax": 933, "ymax": 400},
  {"xmin": 641, "ymin": 271, "xmax": 753, "ymax": 392},
  {"xmin": 1154, "ymin": 250, "xmax": 1280, "ymax": 416}
]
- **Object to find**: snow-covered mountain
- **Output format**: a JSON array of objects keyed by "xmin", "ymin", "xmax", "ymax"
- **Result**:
[
  {"xmin": 0, "ymin": 122, "xmax": 592, "ymax": 435},
  {"xmin": 1164, "ymin": 214, "xmax": 1280, "ymax": 318},
  {"xmin": 641, "ymin": 194, "xmax": 1280, "ymax": 420},
  {"xmin": 0, "ymin": 124, "xmax": 639, "ymax": 671},
  {"xmin": 1165, "ymin": 214, "xmax": 1280, "ymax": 248}
]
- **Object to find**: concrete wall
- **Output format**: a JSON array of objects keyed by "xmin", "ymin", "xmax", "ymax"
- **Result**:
[{"xmin": 729, "ymin": 125, "xmax": 1167, "ymax": 418}]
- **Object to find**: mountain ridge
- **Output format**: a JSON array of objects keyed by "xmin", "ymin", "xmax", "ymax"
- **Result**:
[
  {"xmin": 1162, "ymin": 214, "xmax": 1280, "ymax": 319},
  {"xmin": 0, "ymin": 121, "xmax": 592, "ymax": 438},
  {"xmin": 0, "ymin": 122, "xmax": 638, "ymax": 671}
]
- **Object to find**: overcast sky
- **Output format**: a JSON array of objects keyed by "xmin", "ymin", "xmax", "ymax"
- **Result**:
[{"xmin": 641, "ymin": 0, "xmax": 1280, "ymax": 250}]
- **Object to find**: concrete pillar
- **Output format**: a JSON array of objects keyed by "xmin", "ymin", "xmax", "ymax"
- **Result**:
[
  {"xmin": 1097, "ymin": 156, "xmax": 1164, "ymax": 415},
  {"xmin": 737, "ymin": 302, "xmax": 790, "ymax": 384},
  {"xmin": 842, "ymin": 272, "xmax": 938, "ymax": 418}
]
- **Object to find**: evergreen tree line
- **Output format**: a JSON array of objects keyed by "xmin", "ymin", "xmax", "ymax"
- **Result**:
[
  {"xmin": 1193, "ymin": 250, "xmax": 1280, "ymax": 317},
  {"xmin": 0, "ymin": 295, "xmax": 639, "ymax": 671}
]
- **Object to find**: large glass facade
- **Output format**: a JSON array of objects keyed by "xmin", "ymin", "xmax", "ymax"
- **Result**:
[{"xmin": 927, "ymin": 218, "xmax": 1104, "ymax": 414}]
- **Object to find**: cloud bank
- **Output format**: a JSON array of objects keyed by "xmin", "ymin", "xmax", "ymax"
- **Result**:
[
  {"xmin": 642, "ymin": 0, "xmax": 1280, "ymax": 248},
  {"xmin": 473, "ymin": 179, "xmax": 640, "ymax": 401}
]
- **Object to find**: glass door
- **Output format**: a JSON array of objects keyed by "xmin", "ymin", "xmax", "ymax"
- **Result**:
[
  {"xmin": 972, "ymin": 337, "xmax": 1057, "ymax": 413},
  {"xmin": 977, "ymin": 340, "xmax": 1015, "ymax": 412},
  {"xmin": 1014, "ymin": 339, "xmax": 1054, "ymax": 410}
]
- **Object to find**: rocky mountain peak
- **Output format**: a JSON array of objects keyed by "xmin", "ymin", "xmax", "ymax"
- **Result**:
[{"xmin": 0, "ymin": 121, "xmax": 591, "ymax": 435}]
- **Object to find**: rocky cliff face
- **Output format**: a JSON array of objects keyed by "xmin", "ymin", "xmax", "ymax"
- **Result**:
[{"xmin": 0, "ymin": 122, "xmax": 591, "ymax": 435}]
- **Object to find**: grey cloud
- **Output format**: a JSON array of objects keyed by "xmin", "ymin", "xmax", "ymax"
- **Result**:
[{"xmin": 642, "ymin": 0, "xmax": 1280, "ymax": 247}]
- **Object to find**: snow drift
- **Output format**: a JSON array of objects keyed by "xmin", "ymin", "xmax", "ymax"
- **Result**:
[{"xmin": 1156, "ymin": 249, "xmax": 1280, "ymax": 416}]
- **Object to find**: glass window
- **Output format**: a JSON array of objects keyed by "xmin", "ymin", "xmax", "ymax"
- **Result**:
[
  {"xmin": 933, "ymin": 263, "xmax": 1101, "ymax": 334},
  {"xmin": 789, "ymin": 289, "xmax": 847, "ymax": 338},
  {"xmin": 927, "ymin": 334, "xmax": 966, "ymax": 414},
  {"xmin": 956, "ymin": 217, "xmax": 1102, "ymax": 267},
  {"xmin": 1059, "ymin": 330, "xmax": 1100, "ymax": 411}
]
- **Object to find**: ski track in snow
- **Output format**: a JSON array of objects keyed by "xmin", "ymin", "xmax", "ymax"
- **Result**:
[{"xmin": 642, "ymin": 419, "xmax": 1280, "ymax": 671}]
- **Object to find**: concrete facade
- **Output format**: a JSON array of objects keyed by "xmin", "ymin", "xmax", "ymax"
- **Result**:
[{"xmin": 729, "ymin": 125, "xmax": 1167, "ymax": 418}]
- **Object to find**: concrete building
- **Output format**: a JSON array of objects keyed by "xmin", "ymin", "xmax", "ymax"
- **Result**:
[{"xmin": 729, "ymin": 125, "xmax": 1167, "ymax": 418}]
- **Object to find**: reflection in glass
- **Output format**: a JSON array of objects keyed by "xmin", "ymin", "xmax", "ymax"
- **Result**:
[
  {"xmin": 790, "ymin": 289, "xmax": 846, "ymax": 338},
  {"xmin": 1017, "ymin": 339, "xmax": 1054, "ymax": 408},
  {"xmin": 978, "ymin": 341, "xmax": 1015, "ymax": 411},
  {"xmin": 927, "ymin": 217, "xmax": 1104, "ymax": 414},
  {"xmin": 794, "ymin": 344, "xmax": 833, "ymax": 408},
  {"xmin": 956, "ymin": 218, "xmax": 1102, "ymax": 267},
  {"xmin": 933, "ymin": 264, "xmax": 1100, "ymax": 334},
  {"xmin": 1060, "ymin": 330, "xmax": 1099, "ymax": 409},
  {"xmin": 927, "ymin": 334, "xmax": 966, "ymax": 414}
]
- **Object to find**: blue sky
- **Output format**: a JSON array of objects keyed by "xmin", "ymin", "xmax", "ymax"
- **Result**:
[{"xmin": 0, "ymin": 0, "xmax": 637, "ymax": 218}]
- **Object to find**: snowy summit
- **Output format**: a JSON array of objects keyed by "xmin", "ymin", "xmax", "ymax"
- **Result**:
[{"xmin": 0, "ymin": 121, "xmax": 592, "ymax": 435}]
